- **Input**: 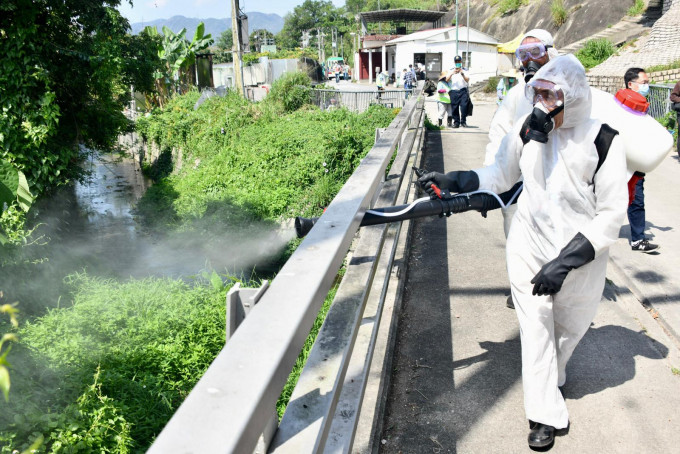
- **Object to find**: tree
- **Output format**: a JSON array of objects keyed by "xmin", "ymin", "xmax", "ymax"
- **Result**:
[
  {"xmin": 142, "ymin": 23, "xmax": 214, "ymax": 107},
  {"xmin": 277, "ymin": 0, "xmax": 348, "ymax": 51},
  {"xmin": 214, "ymin": 28, "xmax": 234, "ymax": 63},
  {"xmin": 250, "ymin": 29, "xmax": 275, "ymax": 53},
  {"xmin": 0, "ymin": 0, "xmax": 159, "ymax": 197}
]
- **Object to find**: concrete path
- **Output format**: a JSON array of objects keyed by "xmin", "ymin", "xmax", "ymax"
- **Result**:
[{"xmin": 379, "ymin": 97, "xmax": 680, "ymax": 453}]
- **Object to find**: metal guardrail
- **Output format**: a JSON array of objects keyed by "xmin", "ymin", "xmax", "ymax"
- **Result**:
[
  {"xmin": 148, "ymin": 95, "xmax": 426, "ymax": 454},
  {"xmin": 310, "ymin": 88, "xmax": 415, "ymax": 113},
  {"xmin": 648, "ymin": 84, "xmax": 674, "ymax": 119}
]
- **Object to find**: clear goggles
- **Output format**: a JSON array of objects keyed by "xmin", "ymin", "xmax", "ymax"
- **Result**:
[
  {"xmin": 525, "ymin": 79, "xmax": 564, "ymax": 109},
  {"xmin": 515, "ymin": 42, "xmax": 551, "ymax": 62}
]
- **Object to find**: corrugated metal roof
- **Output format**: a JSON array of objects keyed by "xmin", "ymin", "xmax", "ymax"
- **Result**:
[
  {"xmin": 386, "ymin": 26, "xmax": 498, "ymax": 46},
  {"xmin": 359, "ymin": 9, "xmax": 446, "ymax": 23}
]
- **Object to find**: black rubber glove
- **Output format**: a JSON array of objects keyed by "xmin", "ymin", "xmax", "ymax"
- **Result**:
[
  {"xmin": 531, "ymin": 232, "xmax": 596, "ymax": 296},
  {"xmin": 417, "ymin": 170, "xmax": 479, "ymax": 197}
]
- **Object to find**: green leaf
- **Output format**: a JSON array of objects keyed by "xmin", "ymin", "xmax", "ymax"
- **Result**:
[
  {"xmin": 0, "ymin": 160, "xmax": 19, "ymax": 209},
  {"xmin": 16, "ymin": 171, "xmax": 33, "ymax": 211},
  {"xmin": 193, "ymin": 23, "xmax": 205, "ymax": 44},
  {"xmin": 0, "ymin": 365, "xmax": 10, "ymax": 401}
]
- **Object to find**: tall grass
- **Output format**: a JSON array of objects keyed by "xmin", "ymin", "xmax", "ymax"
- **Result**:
[{"xmin": 551, "ymin": 0, "xmax": 568, "ymax": 27}]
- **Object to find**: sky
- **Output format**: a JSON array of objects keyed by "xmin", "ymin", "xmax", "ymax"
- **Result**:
[{"xmin": 118, "ymin": 0, "xmax": 346, "ymax": 23}]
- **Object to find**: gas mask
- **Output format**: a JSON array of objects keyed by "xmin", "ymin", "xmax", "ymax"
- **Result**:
[
  {"xmin": 523, "ymin": 103, "xmax": 564, "ymax": 144},
  {"xmin": 523, "ymin": 60, "xmax": 542, "ymax": 83}
]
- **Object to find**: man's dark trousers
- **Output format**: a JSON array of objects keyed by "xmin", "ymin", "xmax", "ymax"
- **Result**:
[
  {"xmin": 627, "ymin": 177, "xmax": 646, "ymax": 242},
  {"xmin": 449, "ymin": 87, "xmax": 469, "ymax": 126}
]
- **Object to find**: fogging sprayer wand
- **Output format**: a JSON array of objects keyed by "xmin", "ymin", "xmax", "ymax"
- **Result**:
[{"xmin": 294, "ymin": 167, "xmax": 523, "ymax": 238}]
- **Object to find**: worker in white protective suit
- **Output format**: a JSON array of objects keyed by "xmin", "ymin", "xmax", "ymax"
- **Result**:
[
  {"xmin": 485, "ymin": 29, "xmax": 560, "ymax": 309},
  {"xmin": 418, "ymin": 55, "xmax": 629, "ymax": 449}
]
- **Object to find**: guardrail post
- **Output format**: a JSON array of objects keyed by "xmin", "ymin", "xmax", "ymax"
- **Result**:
[{"xmin": 226, "ymin": 281, "xmax": 277, "ymax": 454}]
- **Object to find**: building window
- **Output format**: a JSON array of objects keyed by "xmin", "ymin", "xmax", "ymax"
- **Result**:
[{"xmin": 463, "ymin": 52, "xmax": 472, "ymax": 69}]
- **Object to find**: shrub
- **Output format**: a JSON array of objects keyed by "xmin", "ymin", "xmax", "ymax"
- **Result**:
[
  {"xmin": 575, "ymin": 38, "xmax": 616, "ymax": 70},
  {"xmin": 0, "ymin": 273, "xmax": 228, "ymax": 452},
  {"xmin": 551, "ymin": 0, "xmax": 568, "ymax": 27},
  {"xmin": 484, "ymin": 76, "xmax": 501, "ymax": 93},
  {"xmin": 268, "ymin": 72, "xmax": 313, "ymax": 112},
  {"xmin": 627, "ymin": 0, "xmax": 646, "ymax": 16}
]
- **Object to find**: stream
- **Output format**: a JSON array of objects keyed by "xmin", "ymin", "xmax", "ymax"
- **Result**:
[{"xmin": 4, "ymin": 149, "xmax": 292, "ymax": 316}]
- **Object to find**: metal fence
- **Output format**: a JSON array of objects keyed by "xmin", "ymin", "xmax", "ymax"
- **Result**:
[
  {"xmin": 147, "ymin": 96, "xmax": 426, "ymax": 454},
  {"xmin": 310, "ymin": 88, "xmax": 415, "ymax": 113},
  {"xmin": 648, "ymin": 84, "xmax": 674, "ymax": 119}
]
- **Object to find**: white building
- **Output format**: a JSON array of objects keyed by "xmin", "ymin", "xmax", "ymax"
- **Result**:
[{"xmin": 386, "ymin": 26, "xmax": 499, "ymax": 84}]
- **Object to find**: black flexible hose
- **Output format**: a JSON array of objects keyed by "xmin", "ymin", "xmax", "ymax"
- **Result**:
[{"xmin": 295, "ymin": 182, "xmax": 523, "ymax": 238}]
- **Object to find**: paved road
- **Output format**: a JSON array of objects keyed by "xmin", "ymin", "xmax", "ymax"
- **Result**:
[{"xmin": 379, "ymin": 97, "xmax": 680, "ymax": 453}]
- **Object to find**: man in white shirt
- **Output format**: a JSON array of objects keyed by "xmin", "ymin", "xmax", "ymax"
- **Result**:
[{"xmin": 447, "ymin": 55, "xmax": 470, "ymax": 128}]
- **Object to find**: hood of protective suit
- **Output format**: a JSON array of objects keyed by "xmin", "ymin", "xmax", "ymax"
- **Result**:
[
  {"xmin": 521, "ymin": 29, "xmax": 560, "ymax": 60},
  {"xmin": 531, "ymin": 55, "xmax": 591, "ymax": 129}
]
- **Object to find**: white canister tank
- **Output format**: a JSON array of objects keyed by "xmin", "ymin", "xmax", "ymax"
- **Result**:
[{"xmin": 590, "ymin": 88, "xmax": 673, "ymax": 174}]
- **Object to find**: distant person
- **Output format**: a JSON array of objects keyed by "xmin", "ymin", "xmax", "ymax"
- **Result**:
[
  {"xmin": 402, "ymin": 68, "xmax": 414, "ymax": 98},
  {"xmin": 334, "ymin": 64, "xmax": 341, "ymax": 83},
  {"xmin": 409, "ymin": 64, "xmax": 418, "ymax": 84},
  {"xmin": 376, "ymin": 69, "xmax": 387, "ymax": 98},
  {"xmin": 343, "ymin": 64, "xmax": 349, "ymax": 81},
  {"xmin": 447, "ymin": 55, "xmax": 470, "ymax": 128},
  {"xmin": 436, "ymin": 71, "xmax": 451, "ymax": 127},
  {"xmin": 496, "ymin": 71, "xmax": 518, "ymax": 105},
  {"xmin": 423, "ymin": 77, "xmax": 436, "ymax": 97},
  {"xmin": 624, "ymin": 67, "xmax": 659, "ymax": 253},
  {"xmin": 672, "ymin": 80, "xmax": 680, "ymax": 156}
]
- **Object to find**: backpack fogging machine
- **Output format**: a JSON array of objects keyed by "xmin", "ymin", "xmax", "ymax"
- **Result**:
[{"xmin": 294, "ymin": 168, "xmax": 523, "ymax": 238}]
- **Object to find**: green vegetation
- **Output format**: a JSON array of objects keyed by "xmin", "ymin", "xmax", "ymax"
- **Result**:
[
  {"xmin": 142, "ymin": 24, "xmax": 213, "ymax": 108},
  {"xmin": 0, "ymin": 75, "xmax": 397, "ymax": 451},
  {"xmin": 484, "ymin": 76, "xmax": 501, "ymax": 94},
  {"xmin": 627, "ymin": 0, "xmax": 646, "ymax": 16},
  {"xmin": 487, "ymin": 0, "xmax": 529, "ymax": 16},
  {"xmin": 135, "ymin": 74, "xmax": 396, "ymax": 229},
  {"xmin": 551, "ymin": 0, "xmax": 569, "ymax": 27},
  {"xmin": 424, "ymin": 114, "xmax": 444, "ymax": 131},
  {"xmin": 1, "ymin": 273, "xmax": 227, "ymax": 452},
  {"xmin": 0, "ymin": 0, "xmax": 159, "ymax": 247},
  {"xmin": 646, "ymin": 59, "xmax": 680, "ymax": 73},
  {"xmin": 575, "ymin": 38, "xmax": 616, "ymax": 70}
]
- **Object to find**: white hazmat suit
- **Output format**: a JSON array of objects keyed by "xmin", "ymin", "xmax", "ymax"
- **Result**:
[{"xmin": 474, "ymin": 56, "xmax": 629, "ymax": 428}]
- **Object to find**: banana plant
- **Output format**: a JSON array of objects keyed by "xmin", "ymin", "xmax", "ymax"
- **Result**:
[{"xmin": 144, "ymin": 23, "xmax": 214, "ymax": 107}]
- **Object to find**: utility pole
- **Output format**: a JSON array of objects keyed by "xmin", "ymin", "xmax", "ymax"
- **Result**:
[
  {"xmin": 231, "ymin": 0, "xmax": 245, "ymax": 96},
  {"xmin": 466, "ymin": 0, "xmax": 470, "ymax": 67},
  {"xmin": 455, "ymin": 0, "xmax": 459, "ymax": 56}
]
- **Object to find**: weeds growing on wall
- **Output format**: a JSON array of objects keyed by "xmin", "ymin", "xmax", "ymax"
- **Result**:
[
  {"xmin": 551, "ymin": 0, "xmax": 568, "ymax": 27},
  {"xmin": 627, "ymin": 0, "xmax": 646, "ymax": 16},
  {"xmin": 647, "ymin": 59, "xmax": 680, "ymax": 74},
  {"xmin": 575, "ymin": 38, "xmax": 616, "ymax": 70}
]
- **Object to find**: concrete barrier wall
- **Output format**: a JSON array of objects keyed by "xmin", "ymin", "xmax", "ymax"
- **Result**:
[{"xmin": 587, "ymin": 68, "xmax": 680, "ymax": 94}]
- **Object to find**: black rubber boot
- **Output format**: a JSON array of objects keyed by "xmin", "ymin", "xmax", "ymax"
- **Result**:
[{"xmin": 528, "ymin": 421, "xmax": 555, "ymax": 449}]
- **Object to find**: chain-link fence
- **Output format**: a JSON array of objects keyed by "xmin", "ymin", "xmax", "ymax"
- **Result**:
[
  {"xmin": 648, "ymin": 84, "xmax": 674, "ymax": 119},
  {"xmin": 309, "ymin": 88, "xmax": 415, "ymax": 113}
]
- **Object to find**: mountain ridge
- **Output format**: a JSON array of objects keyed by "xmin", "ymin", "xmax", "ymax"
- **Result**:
[{"xmin": 130, "ymin": 12, "xmax": 284, "ymax": 38}]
